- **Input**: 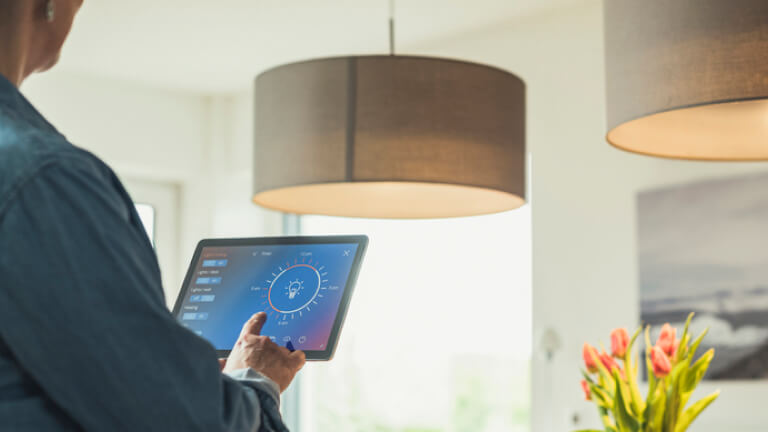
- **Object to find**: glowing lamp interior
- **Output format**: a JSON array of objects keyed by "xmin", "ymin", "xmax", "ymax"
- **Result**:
[{"xmin": 253, "ymin": 182, "xmax": 525, "ymax": 219}]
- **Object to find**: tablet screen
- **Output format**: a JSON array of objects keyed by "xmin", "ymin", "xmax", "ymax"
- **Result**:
[{"xmin": 177, "ymin": 242, "xmax": 359, "ymax": 352}]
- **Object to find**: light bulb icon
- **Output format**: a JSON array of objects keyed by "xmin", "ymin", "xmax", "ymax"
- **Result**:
[
  {"xmin": 266, "ymin": 262, "xmax": 322, "ymax": 315},
  {"xmin": 286, "ymin": 279, "xmax": 304, "ymax": 300}
]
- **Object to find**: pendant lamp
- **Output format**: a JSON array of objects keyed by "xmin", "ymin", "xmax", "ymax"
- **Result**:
[
  {"xmin": 252, "ymin": 56, "xmax": 525, "ymax": 218},
  {"xmin": 605, "ymin": 0, "xmax": 768, "ymax": 160},
  {"xmin": 252, "ymin": 3, "xmax": 525, "ymax": 218}
]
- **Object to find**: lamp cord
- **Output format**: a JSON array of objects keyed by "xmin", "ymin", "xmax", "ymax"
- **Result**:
[{"xmin": 388, "ymin": 0, "xmax": 395, "ymax": 55}]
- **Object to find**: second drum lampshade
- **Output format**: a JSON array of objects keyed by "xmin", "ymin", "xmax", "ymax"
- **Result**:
[
  {"xmin": 252, "ymin": 56, "xmax": 526, "ymax": 219},
  {"xmin": 605, "ymin": 0, "xmax": 768, "ymax": 160}
]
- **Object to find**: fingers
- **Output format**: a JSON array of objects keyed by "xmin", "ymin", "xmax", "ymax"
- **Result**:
[
  {"xmin": 274, "ymin": 345, "xmax": 305, "ymax": 371},
  {"xmin": 250, "ymin": 312, "xmax": 267, "ymax": 335},
  {"xmin": 238, "ymin": 315, "xmax": 257, "ymax": 339},
  {"xmin": 240, "ymin": 312, "xmax": 267, "ymax": 338},
  {"xmin": 243, "ymin": 333, "xmax": 270, "ymax": 346},
  {"xmin": 242, "ymin": 336, "xmax": 305, "ymax": 370},
  {"xmin": 249, "ymin": 312, "xmax": 267, "ymax": 335},
  {"xmin": 291, "ymin": 350, "xmax": 307, "ymax": 369}
]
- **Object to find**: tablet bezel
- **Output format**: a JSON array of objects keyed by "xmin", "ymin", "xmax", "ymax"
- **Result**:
[{"xmin": 173, "ymin": 235, "xmax": 368, "ymax": 361}]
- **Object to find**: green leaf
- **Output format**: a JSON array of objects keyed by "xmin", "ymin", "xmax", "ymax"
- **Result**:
[
  {"xmin": 627, "ymin": 327, "xmax": 642, "ymax": 353},
  {"xmin": 675, "ymin": 333, "xmax": 690, "ymax": 364},
  {"xmin": 673, "ymin": 391, "xmax": 720, "ymax": 432},
  {"xmin": 598, "ymin": 406, "xmax": 616, "ymax": 431},
  {"xmin": 682, "ymin": 312, "xmax": 694, "ymax": 338},
  {"xmin": 687, "ymin": 328, "xmax": 709, "ymax": 364},
  {"xmin": 643, "ymin": 326, "xmax": 657, "ymax": 408},
  {"xmin": 582, "ymin": 369, "xmax": 615, "ymax": 410},
  {"xmin": 617, "ymin": 370, "xmax": 638, "ymax": 417},
  {"xmin": 664, "ymin": 360, "xmax": 687, "ymax": 431},
  {"xmin": 632, "ymin": 352, "xmax": 639, "ymax": 381},
  {"xmin": 588, "ymin": 381, "xmax": 614, "ymax": 410},
  {"xmin": 683, "ymin": 349, "xmax": 714, "ymax": 391},
  {"xmin": 612, "ymin": 369, "xmax": 640, "ymax": 432},
  {"xmin": 624, "ymin": 327, "xmax": 645, "ymax": 417},
  {"xmin": 675, "ymin": 312, "xmax": 695, "ymax": 363},
  {"xmin": 677, "ymin": 349, "xmax": 715, "ymax": 413},
  {"xmin": 646, "ymin": 383, "xmax": 666, "ymax": 432},
  {"xmin": 589, "ymin": 347, "xmax": 616, "ymax": 397},
  {"xmin": 582, "ymin": 369, "xmax": 597, "ymax": 384}
]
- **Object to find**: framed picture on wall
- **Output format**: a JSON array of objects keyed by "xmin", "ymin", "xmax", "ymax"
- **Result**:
[{"xmin": 638, "ymin": 172, "xmax": 768, "ymax": 380}]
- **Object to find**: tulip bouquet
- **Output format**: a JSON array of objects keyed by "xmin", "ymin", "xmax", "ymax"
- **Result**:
[{"xmin": 576, "ymin": 313, "xmax": 719, "ymax": 432}]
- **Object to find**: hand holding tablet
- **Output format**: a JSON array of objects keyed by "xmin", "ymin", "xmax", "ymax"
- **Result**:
[
  {"xmin": 174, "ymin": 236, "xmax": 368, "ymax": 361},
  {"xmin": 222, "ymin": 312, "xmax": 306, "ymax": 391}
]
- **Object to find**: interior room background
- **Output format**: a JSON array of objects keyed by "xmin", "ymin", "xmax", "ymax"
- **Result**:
[{"xmin": 19, "ymin": 1, "xmax": 768, "ymax": 431}]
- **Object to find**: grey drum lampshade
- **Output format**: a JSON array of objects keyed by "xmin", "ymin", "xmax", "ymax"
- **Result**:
[
  {"xmin": 252, "ymin": 56, "xmax": 526, "ymax": 219},
  {"xmin": 605, "ymin": 0, "xmax": 768, "ymax": 160}
]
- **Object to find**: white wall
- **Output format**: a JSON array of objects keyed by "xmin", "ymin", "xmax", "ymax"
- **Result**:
[
  {"xmin": 205, "ymin": 93, "xmax": 283, "ymax": 241},
  {"xmin": 412, "ymin": 1, "xmax": 768, "ymax": 430},
  {"xmin": 21, "ymin": 70, "xmax": 282, "ymax": 305},
  {"xmin": 23, "ymin": 71, "xmax": 208, "ymax": 181}
]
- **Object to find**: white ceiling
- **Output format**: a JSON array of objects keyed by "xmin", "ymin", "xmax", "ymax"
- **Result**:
[{"xmin": 57, "ymin": 0, "xmax": 579, "ymax": 93}]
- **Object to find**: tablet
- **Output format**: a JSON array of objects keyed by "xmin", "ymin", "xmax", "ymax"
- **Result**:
[{"xmin": 173, "ymin": 235, "xmax": 368, "ymax": 360}]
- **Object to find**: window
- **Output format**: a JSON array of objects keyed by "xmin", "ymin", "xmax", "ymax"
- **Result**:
[
  {"xmin": 124, "ymin": 179, "xmax": 179, "ymax": 306},
  {"xmin": 134, "ymin": 203, "xmax": 156, "ymax": 246},
  {"xmin": 296, "ymin": 209, "xmax": 531, "ymax": 432}
]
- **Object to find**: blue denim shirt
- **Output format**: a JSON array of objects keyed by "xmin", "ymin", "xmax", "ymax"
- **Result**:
[{"xmin": 0, "ymin": 75, "xmax": 287, "ymax": 431}]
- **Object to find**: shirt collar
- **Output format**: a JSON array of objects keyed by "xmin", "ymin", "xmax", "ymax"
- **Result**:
[{"xmin": 0, "ymin": 73, "xmax": 61, "ymax": 136}]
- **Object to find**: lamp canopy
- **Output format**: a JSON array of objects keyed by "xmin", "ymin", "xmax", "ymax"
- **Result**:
[
  {"xmin": 605, "ymin": 0, "xmax": 768, "ymax": 160},
  {"xmin": 253, "ymin": 56, "xmax": 526, "ymax": 218}
]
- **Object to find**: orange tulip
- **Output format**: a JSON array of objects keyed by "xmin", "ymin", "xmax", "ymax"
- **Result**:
[
  {"xmin": 657, "ymin": 323, "xmax": 677, "ymax": 357},
  {"xmin": 611, "ymin": 328, "xmax": 630, "ymax": 358},
  {"xmin": 599, "ymin": 351, "xmax": 626, "ymax": 379},
  {"xmin": 650, "ymin": 346, "xmax": 672, "ymax": 378},
  {"xmin": 600, "ymin": 351, "xmax": 618, "ymax": 371},
  {"xmin": 583, "ymin": 344, "xmax": 599, "ymax": 373},
  {"xmin": 581, "ymin": 379, "xmax": 591, "ymax": 401}
]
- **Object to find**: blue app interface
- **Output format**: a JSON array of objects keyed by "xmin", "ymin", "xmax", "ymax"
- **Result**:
[{"xmin": 178, "ymin": 243, "xmax": 359, "ymax": 351}]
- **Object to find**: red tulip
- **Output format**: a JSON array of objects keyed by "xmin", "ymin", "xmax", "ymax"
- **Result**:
[
  {"xmin": 581, "ymin": 379, "xmax": 591, "ymax": 401},
  {"xmin": 611, "ymin": 328, "xmax": 630, "ymax": 358},
  {"xmin": 650, "ymin": 346, "xmax": 672, "ymax": 378},
  {"xmin": 656, "ymin": 323, "xmax": 677, "ymax": 357},
  {"xmin": 583, "ymin": 344, "xmax": 599, "ymax": 373},
  {"xmin": 599, "ymin": 351, "xmax": 626, "ymax": 379},
  {"xmin": 600, "ymin": 351, "xmax": 618, "ymax": 371}
]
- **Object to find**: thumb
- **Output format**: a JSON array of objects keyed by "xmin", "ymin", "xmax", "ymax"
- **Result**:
[{"xmin": 290, "ymin": 350, "xmax": 307, "ymax": 369}]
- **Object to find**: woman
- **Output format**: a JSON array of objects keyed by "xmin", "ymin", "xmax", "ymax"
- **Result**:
[{"xmin": 0, "ymin": 1, "xmax": 305, "ymax": 430}]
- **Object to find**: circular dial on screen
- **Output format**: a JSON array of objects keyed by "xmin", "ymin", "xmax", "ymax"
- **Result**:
[{"xmin": 260, "ymin": 257, "xmax": 328, "ymax": 323}]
